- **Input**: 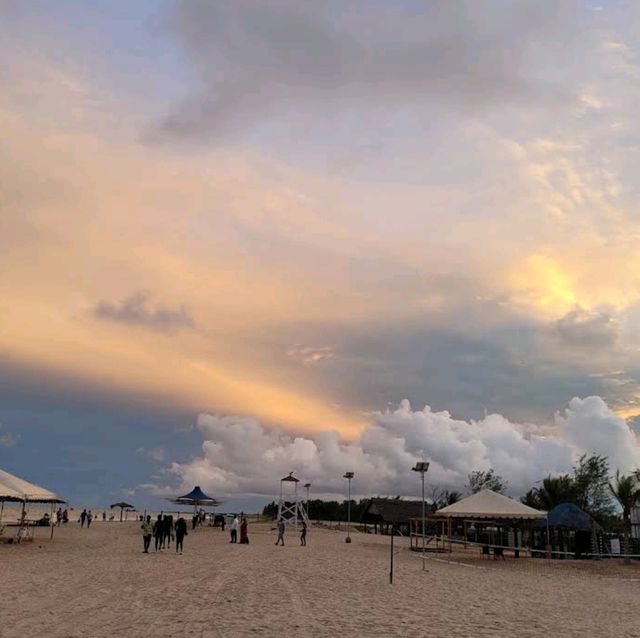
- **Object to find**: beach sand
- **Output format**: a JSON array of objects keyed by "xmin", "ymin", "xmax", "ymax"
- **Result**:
[{"xmin": 1, "ymin": 522, "xmax": 640, "ymax": 637}]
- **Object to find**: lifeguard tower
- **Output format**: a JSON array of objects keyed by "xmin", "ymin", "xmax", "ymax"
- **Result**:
[{"xmin": 276, "ymin": 472, "xmax": 309, "ymax": 529}]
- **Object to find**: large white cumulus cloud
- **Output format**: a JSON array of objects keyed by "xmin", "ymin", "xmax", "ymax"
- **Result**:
[{"xmin": 167, "ymin": 396, "xmax": 640, "ymax": 499}]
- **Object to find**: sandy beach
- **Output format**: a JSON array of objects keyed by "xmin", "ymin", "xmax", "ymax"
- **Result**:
[{"xmin": 2, "ymin": 522, "xmax": 640, "ymax": 638}]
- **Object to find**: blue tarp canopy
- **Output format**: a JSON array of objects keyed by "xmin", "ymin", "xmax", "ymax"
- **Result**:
[
  {"xmin": 535, "ymin": 502, "xmax": 600, "ymax": 531},
  {"xmin": 170, "ymin": 485, "xmax": 219, "ymax": 507}
]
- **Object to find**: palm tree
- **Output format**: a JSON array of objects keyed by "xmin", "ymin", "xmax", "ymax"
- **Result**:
[
  {"xmin": 609, "ymin": 472, "xmax": 640, "ymax": 564},
  {"xmin": 537, "ymin": 475, "xmax": 577, "ymax": 510},
  {"xmin": 521, "ymin": 475, "xmax": 576, "ymax": 510},
  {"xmin": 446, "ymin": 491, "xmax": 462, "ymax": 505}
]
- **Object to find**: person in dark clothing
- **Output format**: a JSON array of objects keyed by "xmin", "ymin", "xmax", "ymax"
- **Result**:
[
  {"xmin": 175, "ymin": 517, "xmax": 187, "ymax": 554},
  {"xmin": 275, "ymin": 518, "xmax": 285, "ymax": 546},
  {"xmin": 192, "ymin": 515, "xmax": 198, "ymax": 530},
  {"xmin": 163, "ymin": 515, "xmax": 173, "ymax": 549},
  {"xmin": 153, "ymin": 514, "xmax": 164, "ymax": 552},
  {"xmin": 80, "ymin": 509, "xmax": 87, "ymax": 527},
  {"xmin": 240, "ymin": 517, "xmax": 249, "ymax": 544},
  {"xmin": 300, "ymin": 521, "xmax": 307, "ymax": 546}
]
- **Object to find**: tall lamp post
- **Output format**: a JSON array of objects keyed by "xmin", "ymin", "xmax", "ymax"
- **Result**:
[
  {"xmin": 343, "ymin": 472, "xmax": 354, "ymax": 543},
  {"xmin": 412, "ymin": 461, "xmax": 430, "ymax": 570},
  {"xmin": 304, "ymin": 482, "xmax": 311, "ymax": 518}
]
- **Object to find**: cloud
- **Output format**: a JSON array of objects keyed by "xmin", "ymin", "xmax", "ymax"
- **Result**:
[
  {"xmin": 555, "ymin": 307, "xmax": 619, "ymax": 348},
  {"xmin": 136, "ymin": 446, "xmax": 166, "ymax": 463},
  {"xmin": 0, "ymin": 424, "xmax": 19, "ymax": 448},
  {"xmin": 286, "ymin": 344, "xmax": 334, "ymax": 365},
  {"xmin": 93, "ymin": 292, "xmax": 194, "ymax": 332},
  {"xmin": 162, "ymin": 396, "xmax": 640, "ymax": 500},
  {"xmin": 157, "ymin": 0, "xmax": 581, "ymax": 142}
]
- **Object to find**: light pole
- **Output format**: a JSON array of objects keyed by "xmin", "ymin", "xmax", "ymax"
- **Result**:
[
  {"xmin": 304, "ymin": 483, "xmax": 311, "ymax": 518},
  {"xmin": 343, "ymin": 472, "xmax": 354, "ymax": 543},
  {"xmin": 412, "ymin": 461, "xmax": 430, "ymax": 570}
]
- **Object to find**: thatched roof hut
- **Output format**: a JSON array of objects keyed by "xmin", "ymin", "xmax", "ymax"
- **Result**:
[{"xmin": 361, "ymin": 498, "xmax": 426, "ymax": 533}]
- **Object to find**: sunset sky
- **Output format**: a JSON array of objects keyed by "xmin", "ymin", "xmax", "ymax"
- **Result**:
[{"xmin": 2, "ymin": 1, "xmax": 640, "ymax": 509}]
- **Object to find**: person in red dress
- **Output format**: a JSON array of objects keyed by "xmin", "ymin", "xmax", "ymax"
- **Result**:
[{"xmin": 240, "ymin": 517, "xmax": 249, "ymax": 544}]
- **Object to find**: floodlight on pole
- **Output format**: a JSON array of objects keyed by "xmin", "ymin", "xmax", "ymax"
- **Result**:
[
  {"xmin": 412, "ymin": 461, "xmax": 430, "ymax": 571},
  {"xmin": 343, "ymin": 472, "xmax": 354, "ymax": 544}
]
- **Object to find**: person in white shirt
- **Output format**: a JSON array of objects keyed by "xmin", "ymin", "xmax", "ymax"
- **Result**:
[{"xmin": 230, "ymin": 516, "xmax": 239, "ymax": 543}]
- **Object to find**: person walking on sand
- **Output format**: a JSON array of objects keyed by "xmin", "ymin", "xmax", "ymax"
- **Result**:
[
  {"xmin": 141, "ymin": 515, "xmax": 153, "ymax": 553},
  {"xmin": 56, "ymin": 508, "xmax": 62, "ymax": 526},
  {"xmin": 87, "ymin": 510, "xmax": 93, "ymax": 528},
  {"xmin": 300, "ymin": 520, "xmax": 307, "ymax": 546},
  {"xmin": 230, "ymin": 515, "xmax": 239, "ymax": 543},
  {"xmin": 153, "ymin": 514, "xmax": 164, "ymax": 552},
  {"xmin": 80, "ymin": 509, "xmax": 87, "ymax": 528},
  {"xmin": 175, "ymin": 516, "xmax": 187, "ymax": 554},
  {"xmin": 240, "ymin": 517, "xmax": 249, "ymax": 544},
  {"xmin": 275, "ymin": 518, "xmax": 285, "ymax": 546},
  {"xmin": 163, "ymin": 514, "xmax": 173, "ymax": 549}
]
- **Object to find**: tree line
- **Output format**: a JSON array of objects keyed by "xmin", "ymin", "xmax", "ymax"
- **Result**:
[{"xmin": 263, "ymin": 454, "xmax": 640, "ymax": 557}]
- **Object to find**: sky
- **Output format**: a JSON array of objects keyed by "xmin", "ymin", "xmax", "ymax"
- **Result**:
[{"xmin": 2, "ymin": 0, "xmax": 640, "ymax": 511}]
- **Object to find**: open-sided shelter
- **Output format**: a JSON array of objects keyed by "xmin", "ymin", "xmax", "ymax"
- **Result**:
[
  {"xmin": 0, "ymin": 468, "xmax": 64, "ymax": 504},
  {"xmin": 432, "ymin": 490, "xmax": 546, "ymax": 555},
  {"xmin": 0, "ymin": 468, "xmax": 65, "ymax": 540},
  {"xmin": 170, "ymin": 486, "xmax": 219, "ymax": 516}
]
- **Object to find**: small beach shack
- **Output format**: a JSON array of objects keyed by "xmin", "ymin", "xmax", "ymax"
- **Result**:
[
  {"xmin": 430, "ymin": 490, "xmax": 546, "ymax": 556},
  {"xmin": 533, "ymin": 502, "xmax": 601, "ymax": 558},
  {"xmin": 361, "ymin": 498, "xmax": 426, "ymax": 535}
]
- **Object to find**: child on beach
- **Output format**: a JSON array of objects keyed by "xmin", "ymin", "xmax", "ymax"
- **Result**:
[
  {"xmin": 275, "ymin": 518, "xmax": 285, "ymax": 546},
  {"xmin": 300, "ymin": 521, "xmax": 307, "ymax": 546}
]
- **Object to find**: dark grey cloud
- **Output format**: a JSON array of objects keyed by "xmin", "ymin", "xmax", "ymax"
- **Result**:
[
  {"xmin": 555, "ymin": 307, "xmax": 618, "ymax": 348},
  {"xmin": 93, "ymin": 292, "xmax": 194, "ymax": 332},
  {"xmin": 256, "ymin": 292, "xmax": 613, "ymax": 424},
  {"xmin": 157, "ymin": 0, "xmax": 582, "ymax": 143}
]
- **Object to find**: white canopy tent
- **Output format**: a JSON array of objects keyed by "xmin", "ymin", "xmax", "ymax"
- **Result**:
[
  {"xmin": 436, "ymin": 489, "xmax": 546, "ymax": 519},
  {"xmin": 0, "ymin": 468, "xmax": 63, "ymax": 503},
  {"xmin": 434, "ymin": 490, "xmax": 546, "ymax": 555},
  {"xmin": 0, "ymin": 468, "xmax": 65, "ymax": 539}
]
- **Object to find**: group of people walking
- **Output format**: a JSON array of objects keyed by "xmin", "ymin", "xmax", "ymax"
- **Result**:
[
  {"xmin": 139, "ymin": 513, "xmax": 309, "ymax": 553},
  {"xmin": 141, "ymin": 514, "xmax": 188, "ymax": 554}
]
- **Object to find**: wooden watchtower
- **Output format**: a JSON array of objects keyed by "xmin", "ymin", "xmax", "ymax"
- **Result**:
[{"xmin": 276, "ymin": 472, "xmax": 309, "ymax": 530}]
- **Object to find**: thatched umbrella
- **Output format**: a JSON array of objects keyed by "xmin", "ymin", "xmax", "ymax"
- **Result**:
[{"xmin": 110, "ymin": 501, "xmax": 134, "ymax": 522}]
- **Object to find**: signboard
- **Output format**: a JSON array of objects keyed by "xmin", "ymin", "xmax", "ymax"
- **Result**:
[{"xmin": 610, "ymin": 537, "xmax": 621, "ymax": 555}]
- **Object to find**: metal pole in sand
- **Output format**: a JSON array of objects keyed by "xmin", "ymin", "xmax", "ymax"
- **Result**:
[
  {"xmin": 343, "ymin": 472, "xmax": 354, "ymax": 543},
  {"xmin": 412, "ymin": 462, "xmax": 430, "ymax": 571},
  {"xmin": 389, "ymin": 523, "xmax": 395, "ymax": 585}
]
